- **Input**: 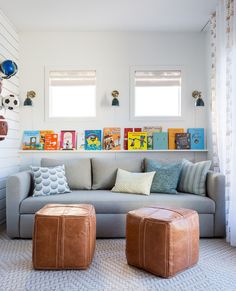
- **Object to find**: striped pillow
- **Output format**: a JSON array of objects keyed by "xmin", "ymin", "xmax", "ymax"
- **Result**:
[{"xmin": 178, "ymin": 159, "xmax": 211, "ymax": 196}]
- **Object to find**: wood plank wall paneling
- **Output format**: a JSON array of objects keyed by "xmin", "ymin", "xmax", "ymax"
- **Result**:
[{"xmin": 0, "ymin": 10, "xmax": 20, "ymax": 224}]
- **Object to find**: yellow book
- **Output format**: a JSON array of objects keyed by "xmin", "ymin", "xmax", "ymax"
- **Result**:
[
  {"xmin": 128, "ymin": 132, "xmax": 147, "ymax": 150},
  {"xmin": 168, "ymin": 128, "xmax": 184, "ymax": 149}
]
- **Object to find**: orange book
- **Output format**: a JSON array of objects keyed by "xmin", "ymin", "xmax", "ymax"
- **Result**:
[
  {"xmin": 44, "ymin": 134, "xmax": 59, "ymax": 150},
  {"xmin": 39, "ymin": 130, "xmax": 54, "ymax": 150},
  {"xmin": 168, "ymin": 128, "xmax": 184, "ymax": 149},
  {"xmin": 103, "ymin": 128, "xmax": 121, "ymax": 150}
]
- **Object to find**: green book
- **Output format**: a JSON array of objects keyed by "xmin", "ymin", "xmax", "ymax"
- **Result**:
[{"xmin": 153, "ymin": 132, "xmax": 168, "ymax": 150}]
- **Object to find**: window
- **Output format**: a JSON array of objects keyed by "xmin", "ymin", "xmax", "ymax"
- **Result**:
[
  {"xmin": 48, "ymin": 70, "xmax": 96, "ymax": 119},
  {"xmin": 132, "ymin": 69, "xmax": 182, "ymax": 119}
]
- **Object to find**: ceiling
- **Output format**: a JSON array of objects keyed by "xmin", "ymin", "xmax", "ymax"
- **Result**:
[{"xmin": 0, "ymin": 0, "xmax": 218, "ymax": 32}]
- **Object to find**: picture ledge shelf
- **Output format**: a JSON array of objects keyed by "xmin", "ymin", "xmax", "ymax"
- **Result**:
[{"xmin": 19, "ymin": 150, "xmax": 208, "ymax": 153}]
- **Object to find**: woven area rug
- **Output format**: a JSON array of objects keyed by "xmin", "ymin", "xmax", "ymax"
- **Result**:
[{"xmin": 0, "ymin": 230, "xmax": 236, "ymax": 291}]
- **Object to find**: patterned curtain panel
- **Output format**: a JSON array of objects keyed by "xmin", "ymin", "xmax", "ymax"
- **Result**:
[{"xmin": 211, "ymin": 0, "xmax": 236, "ymax": 246}]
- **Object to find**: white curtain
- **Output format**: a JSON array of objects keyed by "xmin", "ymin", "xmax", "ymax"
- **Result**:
[{"xmin": 211, "ymin": 0, "xmax": 236, "ymax": 246}]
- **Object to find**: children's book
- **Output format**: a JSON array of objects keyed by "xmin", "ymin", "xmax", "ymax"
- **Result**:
[
  {"xmin": 168, "ymin": 128, "xmax": 184, "ymax": 149},
  {"xmin": 175, "ymin": 133, "xmax": 191, "ymax": 149},
  {"xmin": 22, "ymin": 130, "xmax": 41, "ymax": 150},
  {"xmin": 153, "ymin": 132, "xmax": 168, "ymax": 150},
  {"xmin": 128, "ymin": 132, "xmax": 147, "ymax": 150},
  {"xmin": 44, "ymin": 134, "xmax": 58, "ymax": 150},
  {"xmin": 103, "ymin": 128, "xmax": 121, "ymax": 150},
  {"xmin": 85, "ymin": 130, "xmax": 102, "ymax": 150},
  {"xmin": 143, "ymin": 126, "xmax": 162, "ymax": 150},
  {"xmin": 39, "ymin": 130, "xmax": 54, "ymax": 150},
  {"xmin": 124, "ymin": 128, "xmax": 142, "ymax": 150},
  {"xmin": 60, "ymin": 130, "xmax": 76, "ymax": 150},
  {"xmin": 77, "ymin": 130, "xmax": 85, "ymax": 150},
  {"xmin": 187, "ymin": 128, "xmax": 205, "ymax": 149}
]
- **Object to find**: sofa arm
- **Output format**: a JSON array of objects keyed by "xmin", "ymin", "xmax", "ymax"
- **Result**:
[
  {"xmin": 206, "ymin": 171, "xmax": 225, "ymax": 237},
  {"xmin": 6, "ymin": 171, "xmax": 32, "ymax": 238}
]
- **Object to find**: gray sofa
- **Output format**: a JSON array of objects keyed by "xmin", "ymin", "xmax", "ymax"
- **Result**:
[{"xmin": 6, "ymin": 158, "xmax": 226, "ymax": 238}]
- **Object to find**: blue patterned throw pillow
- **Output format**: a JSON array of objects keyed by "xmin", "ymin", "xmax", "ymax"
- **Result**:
[
  {"xmin": 144, "ymin": 159, "xmax": 182, "ymax": 194},
  {"xmin": 31, "ymin": 165, "xmax": 71, "ymax": 197}
]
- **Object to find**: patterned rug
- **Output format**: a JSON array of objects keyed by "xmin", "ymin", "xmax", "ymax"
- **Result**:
[{"xmin": 0, "ymin": 230, "xmax": 236, "ymax": 291}]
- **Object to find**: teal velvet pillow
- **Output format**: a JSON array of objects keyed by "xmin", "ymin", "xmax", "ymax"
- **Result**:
[{"xmin": 144, "ymin": 159, "xmax": 182, "ymax": 194}]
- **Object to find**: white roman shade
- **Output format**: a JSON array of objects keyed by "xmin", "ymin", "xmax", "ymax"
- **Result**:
[
  {"xmin": 135, "ymin": 70, "xmax": 181, "ymax": 87},
  {"xmin": 49, "ymin": 70, "xmax": 96, "ymax": 86}
]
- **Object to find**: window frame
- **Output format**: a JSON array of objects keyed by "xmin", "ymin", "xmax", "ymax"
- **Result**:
[
  {"xmin": 44, "ymin": 66, "xmax": 97, "ymax": 122},
  {"xmin": 130, "ymin": 66, "xmax": 185, "ymax": 121}
]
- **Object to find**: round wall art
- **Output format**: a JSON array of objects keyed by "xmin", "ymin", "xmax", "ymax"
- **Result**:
[{"xmin": 0, "ymin": 60, "xmax": 18, "ymax": 79}]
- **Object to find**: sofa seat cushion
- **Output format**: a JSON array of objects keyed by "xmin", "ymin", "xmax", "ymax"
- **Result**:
[{"xmin": 20, "ymin": 190, "xmax": 215, "ymax": 215}]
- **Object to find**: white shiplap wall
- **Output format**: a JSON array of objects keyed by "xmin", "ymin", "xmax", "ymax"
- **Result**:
[{"xmin": 0, "ymin": 10, "xmax": 20, "ymax": 224}]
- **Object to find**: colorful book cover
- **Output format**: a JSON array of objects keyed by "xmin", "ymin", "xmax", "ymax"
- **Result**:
[
  {"xmin": 143, "ymin": 126, "xmax": 162, "ymax": 150},
  {"xmin": 175, "ymin": 133, "xmax": 191, "ymax": 149},
  {"xmin": 187, "ymin": 128, "xmax": 205, "ymax": 149},
  {"xmin": 60, "ymin": 130, "xmax": 76, "ymax": 150},
  {"xmin": 103, "ymin": 128, "xmax": 121, "ymax": 150},
  {"xmin": 128, "ymin": 132, "xmax": 147, "ymax": 150},
  {"xmin": 168, "ymin": 128, "xmax": 184, "ymax": 150},
  {"xmin": 44, "ymin": 134, "xmax": 59, "ymax": 150},
  {"xmin": 77, "ymin": 130, "xmax": 85, "ymax": 150},
  {"xmin": 124, "ymin": 128, "xmax": 142, "ymax": 150},
  {"xmin": 85, "ymin": 130, "xmax": 102, "ymax": 150},
  {"xmin": 22, "ymin": 130, "xmax": 41, "ymax": 150},
  {"xmin": 39, "ymin": 130, "xmax": 54, "ymax": 150},
  {"xmin": 153, "ymin": 132, "xmax": 168, "ymax": 150}
]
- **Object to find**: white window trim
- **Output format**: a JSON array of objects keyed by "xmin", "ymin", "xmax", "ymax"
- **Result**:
[
  {"xmin": 44, "ymin": 66, "xmax": 98, "ymax": 122},
  {"xmin": 129, "ymin": 65, "xmax": 186, "ymax": 121}
]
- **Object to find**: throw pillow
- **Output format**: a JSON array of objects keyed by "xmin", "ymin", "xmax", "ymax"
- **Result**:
[
  {"xmin": 111, "ymin": 168, "xmax": 155, "ymax": 195},
  {"xmin": 144, "ymin": 159, "xmax": 183, "ymax": 194},
  {"xmin": 31, "ymin": 165, "xmax": 71, "ymax": 197},
  {"xmin": 178, "ymin": 159, "xmax": 212, "ymax": 196}
]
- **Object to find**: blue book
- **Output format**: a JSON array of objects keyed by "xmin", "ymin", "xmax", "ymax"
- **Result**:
[
  {"xmin": 85, "ymin": 130, "xmax": 102, "ymax": 150},
  {"xmin": 153, "ymin": 132, "xmax": 168, "ymax": 150},
  {"xmin": 187, "ymin": 128, "xmax": 204, "ymax": 149}
]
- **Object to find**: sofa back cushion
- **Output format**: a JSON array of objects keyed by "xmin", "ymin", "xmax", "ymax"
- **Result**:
[
  {"xmin": 41, "ymin": 158, "xmax": 91, "ymax": 190},
  {"xmin": 91, "ymin": 158, "xmax": 143, "ymax": 190}
]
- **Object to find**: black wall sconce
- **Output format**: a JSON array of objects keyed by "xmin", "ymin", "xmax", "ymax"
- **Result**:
[
  {"xmin": 192, "ymin": 90, "xmax": 204, "ymax": 107},
  {"xmin": 24, "ymin": 90, "xmax": 36, "ymax": 106},
  {"xmin": 111, "ymin": 90, "xmax": 119, "ymax": 106}
]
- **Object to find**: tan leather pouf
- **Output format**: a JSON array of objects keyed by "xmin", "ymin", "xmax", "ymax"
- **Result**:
[
  {"xmin": 33, "ymin": 204, "xmax": 96, "ymax": 270},
  {"xmin": 126, "ymin": 206, "xmax": 199, "ymax": 278}
]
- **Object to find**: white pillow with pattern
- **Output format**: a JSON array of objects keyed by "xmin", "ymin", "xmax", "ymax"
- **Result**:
[{"xmin": 31, "ymin": 165, "xmax": 71, "ymax": 197}]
